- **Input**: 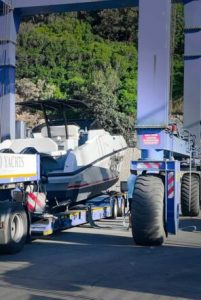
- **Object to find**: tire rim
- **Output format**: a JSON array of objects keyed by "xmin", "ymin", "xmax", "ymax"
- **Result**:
[
  {"xmin": 11, "ymin": 214, "xmax": 24, "ymax": 243},
  {"xmin": 114, "ymin": 200, "xmax": 118, "ymax": 217},
  {"xmin": 122, "ymin": 200, "xmax": 125, "ymax": 215}
]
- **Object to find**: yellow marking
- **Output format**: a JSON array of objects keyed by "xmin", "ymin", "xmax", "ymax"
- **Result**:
[
  {"xmin": 93, "ymin": 207, "xmax": 109, "ymax": 212},
  {"xmin": 43, "ymin": 229, "xmax": 53, "ymax": 236},
  {"xmin": 70, "ymin": 209, "xmax": 87, "ymax": 213},
  {"xmin": 0, "ymin": 173, "xmax": 37, "ymax": 179},
  {"xmin": 176, "ymin": 172, "xmax": 182, "ymax": 182},
  {"xmin": 69, "ymin": 212, "xmax": 81, "ymax": 218},
  {"xmin": 70, "ymin": 210, "xmax": 85, "ymax": 215}
]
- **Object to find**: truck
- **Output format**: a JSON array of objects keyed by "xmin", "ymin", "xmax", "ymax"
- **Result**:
[
  {"xmin": 128, "ymin": 0, "xmax": 201, "ymax": 246},
  {"xmin": 0, "ymin": 152, "xmax": 126, "ymax": 254},
  {"xmin": 0, "ymin": 152, "xmax": 40, "ymax": 253},
  {"xmin": 1, "ymin": 0, "xmax": 201, "ymax": 251}
]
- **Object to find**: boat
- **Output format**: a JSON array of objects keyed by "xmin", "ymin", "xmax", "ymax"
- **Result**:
[{"xmin": 0, "ymin": 99, "xmax": 127, "ymax": 208}]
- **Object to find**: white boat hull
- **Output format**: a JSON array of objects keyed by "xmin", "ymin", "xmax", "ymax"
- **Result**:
[{"xmin": 46, "ymin": 149, "xmax": 126, "ymax": 205}]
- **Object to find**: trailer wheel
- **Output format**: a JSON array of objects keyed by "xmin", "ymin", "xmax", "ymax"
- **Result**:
[
  {"xmin": 117, "ymin": 197, "xmax": 125, "ymax": 217},
  {"xmin": 111, "ymin": 198, "xmax": 118, "ymax": 219},
  {"xmin": 181, "ymin": 173, "xmax": 200, "ymax": 217},
  {"xmin": 0, "ymin": 205, "xmax": 28, "ymax": 254},
  {"xmin": 131, "ymin": 175, "xmax": 165, "ymax": 246}
]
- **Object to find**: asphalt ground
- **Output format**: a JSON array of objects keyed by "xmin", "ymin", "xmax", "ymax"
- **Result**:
[{"xmin": 0, "ymin": 214, "xmax": 201, "ymax": 300}]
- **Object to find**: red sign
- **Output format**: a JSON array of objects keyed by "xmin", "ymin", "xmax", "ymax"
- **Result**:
[{"xmin": 142, "ymin": 134, "xmax": 160, "ymax": 145}]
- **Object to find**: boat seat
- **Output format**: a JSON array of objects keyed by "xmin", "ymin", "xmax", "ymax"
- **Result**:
[
  {"xmin": 0, "ymin": 148, "xmax": 15, "ymax": 153},
  {"xmin": 41, "ymin": 125, "xmax": 80, "ymax": 150},
  {"xmin": 20, "ymin": 147, "xmax": 39, "ymax": 154},
  {"xmin": 0, "ymin": 138, "xmax": 58, "ymax": 154},
  {"xmin": 40, "ymin": 154, "xmax": 67, "ymax": 174},
  {"xmin": 87, "ymin": 129, "xmax": 108, "ymax": 140},
  {"xmin": 18, "ymin": 146, "xmax": 67, "ymax": 174},
  {"xmin": 41, "ymin": 125, "xmax": 80, "ymax": 139}
]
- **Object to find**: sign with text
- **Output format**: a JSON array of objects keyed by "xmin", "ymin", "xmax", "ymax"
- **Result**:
[
  {"xmin": 0, "ymin": 153, "xmax": 38, "ymax": 179},
  {"xmin": 142, "ymin": 134, "xmax": 160, "ymax": 145}
]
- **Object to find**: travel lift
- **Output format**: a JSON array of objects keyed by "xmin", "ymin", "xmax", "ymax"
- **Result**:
[
  {"xmin": 131, "ymin": 0, "xmax": 201, "ymax": 245},
  {"xmin": 0, "ymin": 0, "xmax": 200, "ymax": 253}
]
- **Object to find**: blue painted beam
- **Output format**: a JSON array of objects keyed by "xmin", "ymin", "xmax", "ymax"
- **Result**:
[
  {"xmin": 0, "ymin": 0, "xmax": 14, "ymax": 10},
  {"xmin": 12, "ymin": 0, "xmax": 138, "ymax": 16},
  {"xmin": 137, "ymin": 129, "xmax": 191, "ymax": 160},
  {"xmin": 135, "ymin": 0, "xmax": 190, "ymax": 160},
  {"xmin": 0, "ymin": 66, "xmax": 16, "ymax": 140},
  {"xmin": 137, "ymin": 0, "xmax": 172, "ymax": 128},
  {"xmin": 0, "ymin": 11, "xmax": 20, "ymax": 140},
  {"xmin": 0, "ymin": 1, "xmax": 187, "ymax": 17}
]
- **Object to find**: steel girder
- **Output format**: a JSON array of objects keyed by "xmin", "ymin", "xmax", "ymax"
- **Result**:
[
  {"xmin": 0, "ymin": 0, "xmax": 139, "ymax": 140},
  {"xmin": 3, "ymin": 0, "xmax": 138, "ymax": 17},
  {"xmin": 0, "ymin": 0, "xmax": 198, "ymax": 149}
]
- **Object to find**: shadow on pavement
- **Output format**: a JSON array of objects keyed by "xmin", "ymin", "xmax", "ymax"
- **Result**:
[
  {"xmin": 1, "ymin": 217, "xmax": 201, "ymax": 299},
  {"xmin": 180, "ymin": 216, "xmax": 201, "ymax": 232}
]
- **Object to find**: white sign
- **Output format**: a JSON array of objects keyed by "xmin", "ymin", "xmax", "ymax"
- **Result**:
[{"xmin": 0, "ymin": 154, "xmax": 38, "ymax": 178}]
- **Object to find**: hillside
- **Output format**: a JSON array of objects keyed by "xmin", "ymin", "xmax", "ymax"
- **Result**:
[{"xmin": 16, "ymin": 5, "xmax": 184, "ymax": 139}]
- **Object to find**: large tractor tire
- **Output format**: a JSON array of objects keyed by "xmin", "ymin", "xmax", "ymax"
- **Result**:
[
  {"xmin": 0, "ymin": 203, "xmax": 28, "ymax": 254},
  {"xmin": 131, "ymin": 175, "xmax": 165, "ymax": 246},
  {"xmin": 181, "ymin": 173, "xmax": 200, "ymax": 217}
]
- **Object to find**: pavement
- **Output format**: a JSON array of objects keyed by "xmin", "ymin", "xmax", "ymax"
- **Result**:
[{"xmin": 1, "ymin": 214, "xmax": 201, "ymax": 300}]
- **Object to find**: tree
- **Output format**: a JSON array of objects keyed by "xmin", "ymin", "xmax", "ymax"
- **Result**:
[
  {"xmin": 16, "ymin": 78, "xmax": 59, "ymax": 101},
  {"xmin": 78, "ymin": 8, "xmax": 138, "ymax": 44},
  {"xmin": 16, "ymin": 7, "xmax": 185, "ymax": 135},
  {"xmin": 16, "ymin": 15, "xmax": 138, "ymax": 118},
  {"xmin": 77, "ymin": 69, "xmax": 134, "ymax": 142},
  {"xmin": 171, "ymin": 4, "xmax": 184, "ymax": 113},
  {"xmin": 16, "ymin": 78, "xmax": 60, "ymax": 127}
]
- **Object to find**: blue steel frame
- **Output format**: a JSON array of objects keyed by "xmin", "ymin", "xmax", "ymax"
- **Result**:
[
  {"xmin": 0, "ymin": 0, "xmax": 196, "ymax": 157},
  {"xmin": 0, "ymin": 10, "xmax": 20, "ymax": 140},
  {"xmin": 137, "ymin": 0, "xmax": 192, "ymax": 160},
  {"xmin": 0, "ymin": 0, "xmax": 199, "ymax": 239},
  {"xmin": 1, "ymin": 0, "xmax": 138, "ymax": 141},
  {"xmin": 183, "ymin": 0, "xmax": 201, "ymax": 148}
]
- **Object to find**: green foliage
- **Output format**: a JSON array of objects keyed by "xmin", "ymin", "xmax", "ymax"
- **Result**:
[
  {"xmin": 17, "ymin": 14, "xmax": 138, "ymax": 128},
  {"xmin": 78, "ymin": 69, "xmax": 134, "ymax": 141},
  {"xmin": 172, "ymin": 55, "xmax": 184, "ymax": 101},
  {"xmin": 16, "ymin": 7, "xmax": 185, "ymax": 136},
  {"xmin": 78, "ymin": 8, "xmax": 138, "ymax": 44},
  {"xmin": 171, "ymin": 4, "xmax": 184, "ymax": 106},
  {"xmin": 118, "ymin": 77, "xmax": 137, "ymax": 115},
  {"xmin": 16, "ymin": 78, "xmax": 58, "ymax": 101},
  {"xmin": 174, "ymin": 4, "xmax": 184, "ymax": 55}
]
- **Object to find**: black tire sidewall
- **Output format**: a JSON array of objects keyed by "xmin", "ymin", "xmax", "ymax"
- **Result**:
[
  {"xmin": 181, "ymin": 173, "xmax": 200, "ymax": 217},
  {"xmin": 4, "ymin": 205, "xmax": 28, "ymax": 254},
  {"xmin": 112, "ymin": 198, "xmax": 118, "ymax": 219},
  {"xmin": 131, "ymin": 175, "xmax": 165, "ymax": 246},
  {"xmin": 117, "ymin": 197, "xmax": 125, "ymax": 217}
]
